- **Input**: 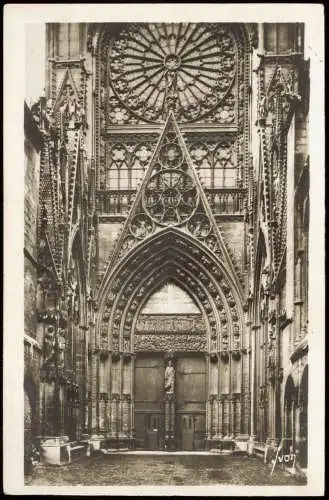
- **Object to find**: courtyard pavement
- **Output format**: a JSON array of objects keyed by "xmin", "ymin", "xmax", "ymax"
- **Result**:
[{"xmin": 26, "ymin": 453, "xmax": 307, "ymax": 486}]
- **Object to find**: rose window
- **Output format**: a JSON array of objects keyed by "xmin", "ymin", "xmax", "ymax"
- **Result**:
[
  {"xmin": 108, "ymin": 23, "xmax": 237, "ymax": 123},
  {"xmin": 143, "ymin": 169, "xmax": 198, "ymax": 226}
]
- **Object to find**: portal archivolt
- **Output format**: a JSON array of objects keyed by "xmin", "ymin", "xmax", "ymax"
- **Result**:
[{"xmin": 96, "ymin": 228, "xmax": 245, "ymax": 359}]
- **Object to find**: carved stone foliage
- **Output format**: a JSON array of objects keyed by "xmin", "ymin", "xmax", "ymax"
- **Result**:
[{"xmin": 105, "ymin": 23, "xmax": 237, "ymax": 124}]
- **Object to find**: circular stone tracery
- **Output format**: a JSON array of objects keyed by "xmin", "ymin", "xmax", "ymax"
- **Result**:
[
  {"xmin": 143, "ymin": 170, "xmax": 199, "ymax": 226},
  {"xmin": 108, "ymin": 23, "xmax": 237, "ymax": 123}
]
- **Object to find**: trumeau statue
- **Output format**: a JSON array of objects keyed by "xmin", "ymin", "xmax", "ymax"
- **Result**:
[{"xmin": 164, "ymin": 359, "xmax": 175, "ymax": 393}]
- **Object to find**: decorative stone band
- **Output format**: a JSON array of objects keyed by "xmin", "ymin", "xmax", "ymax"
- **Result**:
[
  {"xmin": 135, "ymin": 333, "xmax": 206, "ymax": 352},
  {"xmin": 135, "ymin": 315, "xmax": 206, "ymax": 335}
]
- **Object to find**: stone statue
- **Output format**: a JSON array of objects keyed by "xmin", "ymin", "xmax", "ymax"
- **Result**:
[{"xmin": 164, "ymin": 359, "xmax": 175, "ymax": 393}]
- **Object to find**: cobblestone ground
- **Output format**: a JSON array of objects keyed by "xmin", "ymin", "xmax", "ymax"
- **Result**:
[{"xmin": 26, "ymin": 454, "xmax": 307, "ymax": 486}]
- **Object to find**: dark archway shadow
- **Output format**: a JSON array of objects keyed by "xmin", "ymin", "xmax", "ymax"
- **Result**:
[
  {"xmin": 299, "ymin": 365, "xmax": 308, "ymax": 468},
  {"xmin": 24, "ymin": 376, "xmax": 37, "ymax": 474},
  {"xmin": 283, "ymin": 375, "xmax": 296, "ymax": 455}
]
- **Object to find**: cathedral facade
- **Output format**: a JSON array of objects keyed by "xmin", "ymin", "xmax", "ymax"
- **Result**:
[{"xmin": 24, "ymin": 22, "xmax": 309, "ymax": 469}]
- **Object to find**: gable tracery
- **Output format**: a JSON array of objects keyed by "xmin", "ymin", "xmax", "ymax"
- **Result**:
[{"xmin": 96, "ymin": 116, "xmax": 244, "ymax": 299}]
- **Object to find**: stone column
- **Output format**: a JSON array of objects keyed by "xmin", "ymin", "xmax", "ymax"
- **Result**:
[
  {"xmin": 218, "ymin": 396, "xmax": 224, "ymax": 437},
  {"xmin": 104, "ymin": 394, "xmax": 109, "ymax": 435},
  {"xmin": 236, "ymin": 395, "xmax": 242, "ymax": 437},
  {"xmin": 122, "ymin": 394, "xmax": 130, "ymax": 439},
  {"xmin": 212, "ymin": 395, "xmax": 219, "ymax": 437},
  {"xmin": 118, "ymin": 354, "xmax": 123, "ymax": 438},
  {"xmin": 164, "ymin": 392, "xmax": 175, "ymax": 450},
  {"xmin": 250, "ymin": 325, "xmax": 260, "ymax": 442},
  {"xmin": 294, "ymin": 251, "xmax": 304, "ymax": 343},
  {"xmin": 223, "ymin": 395, "xmax": 229, "ymax": 437},
  {"xmin": 107, "ymin": 350, "xmax": 112, "ymax": 433},
  {"xmin": 89, "ymin": 320, "xmax": 98, "ymax": 435},
  {"xmin": 110, "ymin": 393, "xmax": 119, "ymax": 438},
  {"xmin": 130, "ymin": 354, "xmax": 135, "ymax": 444},
  {"xmin": 215, "ymin": 396, "xmax": 221, "ymax": 438},
  {"xmin": 209, "ymin": 395, "xmax": 215, "ymax": 439},
  {"xmin": 99, "ymin": 395, "xmax": 104, "ymax": 432}
]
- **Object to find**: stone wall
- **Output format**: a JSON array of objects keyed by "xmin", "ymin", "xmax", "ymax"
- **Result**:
[
  {"xmin": 220, "ymin": 221, "xmax": 246, "ymax": 274},
  {"xmin": 24, "ymin": 103, "xmax": 42, "ymax": 464},
  {"xmin": 24, "ymin": 138, "xmax": 39, "ymax": 260}
]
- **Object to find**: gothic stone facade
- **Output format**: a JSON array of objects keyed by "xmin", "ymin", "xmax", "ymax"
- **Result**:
[{"xmin": 24, "ymin": 22, "xmax": 309, "ymax": 467}]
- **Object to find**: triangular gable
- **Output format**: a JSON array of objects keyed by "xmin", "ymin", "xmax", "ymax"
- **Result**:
[
  {"xmin": 98, "ymin": 112, "xmax": 244, "ymax": 297},
  {"xmin": 53, "ymin": 69, "xmax": 80, "ymax": 113}
]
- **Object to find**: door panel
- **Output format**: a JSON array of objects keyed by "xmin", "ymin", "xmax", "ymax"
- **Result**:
[
  {"xmin": 134, "ymin": 356, "xmax": 165, "ymax": 449},
  {"xmin": 194, "ymin": 414, "xmax": 206, "ymax": 450},
  {"xmin": 176, "ymin": 356, "xmax": 206, "ymax": 450},
  {"xmin": 176, "ymin": 357, "xmax": 206, "ymax": 406},
  {"xmin": 135, "ymin": 357, "xmax": 164, "ymax": 401},
  {"xmin": 180, "ymin": 415, "xmax": 194, "ymax": 450}
]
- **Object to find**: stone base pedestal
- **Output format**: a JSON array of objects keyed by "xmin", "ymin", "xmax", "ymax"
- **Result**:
[
  {"xmin": 89, "ymin": 435, "xmax": 103, "ymax": 453},
  {"xmin": 164, "ymin": 434, "xmax": 176, "ymax": 451},
  {"xmin": 207, "ymin": 436, "xmax": 249, "ymax": 454},
  {"xmin": 247, "ymin": 435, "xmax": 255, "ymax": 455},
  {"xmin": 38, "ymin": 436, "xmax": 70, "ymax": 466},
  {"xmin": 101, "ymin": 436, "xmax": 132, "ymax": 451},
  {"xmin": 37, "ymin": 436, "xmax": 88, "ymax": 465},
  {"xmin": 233, "ymin": 434, "xmax": 249, "ymax": 453},
  {"xmin": 206, "ymin": 437, "xmax": 222, "ymax": 450},
  {"xmin": 91, "ymin": 434, "xmax": 134, "ymax": 452}
]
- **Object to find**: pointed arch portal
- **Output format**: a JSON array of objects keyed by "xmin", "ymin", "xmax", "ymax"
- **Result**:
[
  {"xmin": 88, "ymin": 25, "xmax": 253, "ymax": 450},
  {"xmin": 91, "ymin": 226, "xmax": 250, "ymax": 449}
]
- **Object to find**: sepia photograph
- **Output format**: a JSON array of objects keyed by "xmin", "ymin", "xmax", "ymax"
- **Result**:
[{"xmin": 3, "ymin": 3, "xmax": 324, "ymax": 496}]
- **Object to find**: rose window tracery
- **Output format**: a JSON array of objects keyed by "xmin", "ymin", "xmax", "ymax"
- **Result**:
[
  {"xmin": 108, "ymin": 23, "xmax": 237, "ymax": 123},
  {"xmin": 143, "ymin": 169, "xmax": 198, "ymax": 226}
]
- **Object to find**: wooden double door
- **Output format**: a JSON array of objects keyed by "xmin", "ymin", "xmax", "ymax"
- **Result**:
[{"xmin": 134, "ymin": 354, "xmax": 206, "ymax": 450}]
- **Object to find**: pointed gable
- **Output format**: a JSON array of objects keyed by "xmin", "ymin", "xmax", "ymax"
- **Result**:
[
  {"xmin": 53, "ymin": 69, "xmax": 80, "ymax": 113},
  {"xmin": 98, "ymin": 112, "xmax": 243, "ymax": 297}
]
